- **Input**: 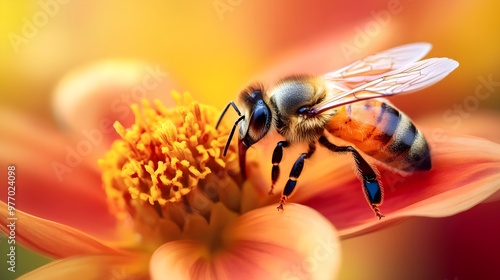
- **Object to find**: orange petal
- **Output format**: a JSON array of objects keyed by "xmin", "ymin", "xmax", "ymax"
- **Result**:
[
  {"xmin": 150, "ymin": 205, "xmax": 341, "ymax": 280},
  {"xmin": 0, "ymin": 109, "xmax": 116, "ymax": 239},
  {"xmin": 52, "ymin": 60, "xmax": 178, "ymax": 148},
  {"xmin": 18, "ymin": 254, "xmax": 148, "ymax": 280},
  {"xmin": 298, "ymin": 133, "xmax": 500, "ymax": 237},
  {"xmin": 0, "ymin": 201, "xmax": 121, "ymax": 258},
  {"xmin": 248, "ymin": 137, "xmax": 354, "ymax": 198},
  {"xmin": 418, "ymin": 110, "xmax": 500, "ymax": 143}
]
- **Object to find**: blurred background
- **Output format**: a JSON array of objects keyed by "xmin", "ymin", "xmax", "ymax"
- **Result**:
[{"xmin": 1, "ymin": 0, "xmax": 499, "ymax": 279}]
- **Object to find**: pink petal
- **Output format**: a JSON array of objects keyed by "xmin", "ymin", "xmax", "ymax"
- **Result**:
[
  {"xmin": 52, "ymin": 60, "xmax": 179, "ymax": 148},
  {"xmin": 150, "ymin": 205, "xmax": 341, "ymax": 280},
  {"xmin": 0, "ymin": 109, "xmax": 117, "ymax": 239},
  {"xmin": 18, "ymin": 254, "xmax": 148, "ymax": 280},
  {"xmin": 299, "ymin": 133, "xmax": 500, "ymax": 237},
  {"xmin": 0, "ymin": 201, "xmax": 121, "ymax": 258}
]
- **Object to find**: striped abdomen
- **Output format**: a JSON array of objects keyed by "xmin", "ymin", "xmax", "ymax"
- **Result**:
[{"xmin": 325, "ymin": 99, "xmax": 431, "ymax": 172}]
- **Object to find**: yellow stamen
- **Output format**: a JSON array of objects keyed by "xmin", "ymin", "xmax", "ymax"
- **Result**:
[{"xmin": 98, "ymin": 92, "xmax": 244, "ymax": 248}]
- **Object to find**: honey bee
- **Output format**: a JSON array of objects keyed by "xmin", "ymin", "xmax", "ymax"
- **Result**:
[{"xmin": 216, "ymin": 43, "xmax": 458, "ymax": 219}]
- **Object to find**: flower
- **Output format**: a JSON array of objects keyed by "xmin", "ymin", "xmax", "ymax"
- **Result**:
[{"xmin": 1, "ymin": 58, "xmax": 500, "ymax": 279}]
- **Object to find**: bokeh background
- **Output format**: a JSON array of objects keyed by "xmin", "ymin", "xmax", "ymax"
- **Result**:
[{"xmin": 1, "ymin": 0, "xmax": 499, "ymax": 279}]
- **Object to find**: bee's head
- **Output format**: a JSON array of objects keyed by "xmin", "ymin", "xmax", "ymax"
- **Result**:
[
  {"xmin": 215, "ymin": 83, "xmax": 272, "ymax": 178},
  {"xmin": 238, "ymin": 83, "xmax": 272, "ymax": 148}
]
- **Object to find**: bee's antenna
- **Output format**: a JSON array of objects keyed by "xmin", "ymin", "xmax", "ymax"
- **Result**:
[
  {"xmin": 216, "ymin": 101, "xmax": 245, "ymax": 156},
  {"xmin": 223, "ymin": 115, "xmax": 245, "ymax": 156},
  {"xmin": 216, "ymin": 101, "xmax": 242, "ymax": 129}
]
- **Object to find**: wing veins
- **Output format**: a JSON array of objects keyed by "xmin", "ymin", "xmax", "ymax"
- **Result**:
[{"xmin": 314, "ymin": 57, "xmax": 459, "ymax": 114}]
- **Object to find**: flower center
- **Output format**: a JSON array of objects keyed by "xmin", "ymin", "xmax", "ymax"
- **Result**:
[{"xmin": 98, "ymin": 93, "xmax": 248, "ymax": 250}]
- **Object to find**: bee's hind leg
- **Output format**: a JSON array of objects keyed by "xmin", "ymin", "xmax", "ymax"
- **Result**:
[
  {"xmin": 277, "ymin": 142, "xmax": 316, "ymax": 211},
  {"xmin": 318, "ymin": 136, "xmax": 384, "ymax": 219}
]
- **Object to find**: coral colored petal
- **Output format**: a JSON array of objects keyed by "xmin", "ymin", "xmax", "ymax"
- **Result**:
[
  {"xmin": 299, "ymin": 134, "xmax": 500, "ymax": 237},
  {"xmin": 0, "ymin": 109, "xmax": 116, "ymax": 239},
  {"xmin": 0, "ymin": 201, "xmax": 121, "ymax": 258},
  {"xmin": 418, "ymin": 111, "xmax": 500, "ymax": 143},
  {"xmin": 150, "ymin": 205, "xmax": 341, "ymax": 280},
  {"xmin": 18, "ymin": 254, "xmax": 148, "ymax": 280},
  {"xmin": 253, "ymin": 33, "xmax": 379, "ymax": 84},
  {"xmin": 249, "ymin": 138, "xmax": 353, "ymax": 199},
  {"xmin": 52, "ymin": 60, "xmax": 178, "ymax": 147}
]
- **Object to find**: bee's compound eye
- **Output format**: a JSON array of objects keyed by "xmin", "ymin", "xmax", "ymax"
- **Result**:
[
  {"xmin": 244, "ymin": 101, "xmax": 272, "ymax": 145},
  {"xmin": 250, "ymin": 105, "xmax": 270, "ymax": 132}
]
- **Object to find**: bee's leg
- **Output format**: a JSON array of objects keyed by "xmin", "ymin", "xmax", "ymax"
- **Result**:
[
  {"xmin": 277, "ymin": 142, "xmax": 316, "ymax": 210},
  {"xmin": 318, "ymin": 136, "xmax": 384, "ymax": 219},
  {"xmin": 269, "ymin": 141, "xmax": 289, "ymax": 194}
]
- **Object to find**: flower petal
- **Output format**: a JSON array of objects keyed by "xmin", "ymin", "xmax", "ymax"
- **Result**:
[
  {"xmin": 299, "ymin": 133, "xmax": 500, "ymax": 237},
  {"xmin": 52, "ymin": 60, "xmax": 178, "ymax": 147},
  {"xmin": 0, "ymin": 201, "xmax": 121, "ymax": 258},
  {"xmin": 248, "ymin": 138, "xmax": 354, "ymax": 200},
  {"xmin": 150, "ymin": 204, "xmax": 341, "ymax": 280},
  {"xmin": 418, "ymin": 111, "xmax": 500, "ymax": 143},
  {"xmin": 0, "ymin": 109, "xmax": 117, "ymax": 239},
  {"xmin": 18, "ymin": 254, "xmax": 148, "ymax": 280}
]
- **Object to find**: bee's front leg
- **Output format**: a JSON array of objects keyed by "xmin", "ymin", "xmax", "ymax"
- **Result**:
[
  {"xmin": 269, "ymin": 141, "xmax": 289, "ymax": 195},
  {"xmin": 277, "ymin": 142, "xmax": 316, "ymax": 210}
]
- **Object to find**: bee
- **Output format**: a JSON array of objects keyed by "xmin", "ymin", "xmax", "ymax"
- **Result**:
[{"xmin": 216, "ymin": 43, "xmax": 458, "ymax": 219}]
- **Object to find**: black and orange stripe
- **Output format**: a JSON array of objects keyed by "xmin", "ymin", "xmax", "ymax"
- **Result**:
[{"xmin": 325, "ymin": 99, "xmax": 431, "ymax": 172}]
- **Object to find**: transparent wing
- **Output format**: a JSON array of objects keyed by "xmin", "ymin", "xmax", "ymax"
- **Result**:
[
  {"xmin": 313, "ymin": 58, "xmax": 459, "ymax": 114},
  {"xmin": 325, "ymin": 42, "xmax": 432, "ymax": 91}
]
